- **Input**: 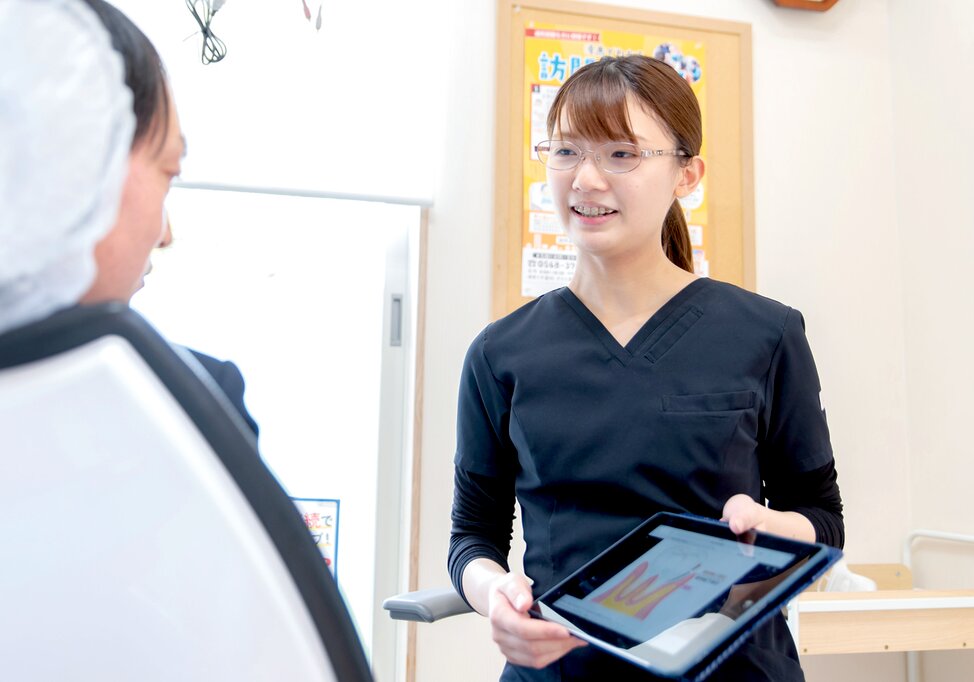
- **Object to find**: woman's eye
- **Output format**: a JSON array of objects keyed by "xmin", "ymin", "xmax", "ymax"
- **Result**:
[
  {"xmin": 553, "ymin": 146, "xmax": 577, "ymax": 157},
  {"xmin": 609, "ymin": 148, "xmax": 636, "ymax": 159}
]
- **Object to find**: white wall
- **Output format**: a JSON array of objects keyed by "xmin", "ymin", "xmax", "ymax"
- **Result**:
[
  {"xmin": 111, "ymin": 0, "xmax": 446, "ymax": 201},
  {"xmin": 889, "ymin": 0, "xmax": 974, "ymax": 678},
  {"xmin": 412, "ymin": 1, "xmax": 504, "ymax": 677},
  {"xmin": 891, "ymin": 0, "xmax": 974, "ymax": 583},
  {"xmin": 414, "ymin": 1, "xmax": 971, "ymax": 681}
]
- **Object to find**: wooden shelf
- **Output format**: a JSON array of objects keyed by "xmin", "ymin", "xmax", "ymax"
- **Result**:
[{"xmin": 792, "ymin": 564, "xmax": 974, "ymax": 655}]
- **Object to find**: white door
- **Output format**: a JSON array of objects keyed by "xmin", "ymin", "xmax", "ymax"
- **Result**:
[{"xmin": 133, "ymin": 186, "xmax": 419, "ymax": 681}]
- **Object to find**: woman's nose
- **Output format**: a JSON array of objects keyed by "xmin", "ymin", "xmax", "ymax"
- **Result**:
[{"xmin": 571, "ymin": 153, "xmax": 608, "ymax": 191}]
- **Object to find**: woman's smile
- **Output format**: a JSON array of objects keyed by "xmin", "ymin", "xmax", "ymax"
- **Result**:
[{"xmin": 571, "ymin": 203, "xmax": 618, "ymax": 225}]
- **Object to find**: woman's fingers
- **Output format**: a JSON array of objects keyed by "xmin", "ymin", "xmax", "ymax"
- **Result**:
[
  {"xmin": 495, "ymin": 629, "xmax": 587, "ymax": 668},
  {"xmin": 721, "ymin": 493, "xmax": 766, "ymax": 534},
  {"xmin": 487, "ymin": 572, "xmax": 586, "ymax": 668},
  {"xmin": 492, "ymin": 572, "xmax": 534, "ymax": 612},
  {"xmin": 491, "ymin": 613, "xmax": 586, "ymax": 669}
]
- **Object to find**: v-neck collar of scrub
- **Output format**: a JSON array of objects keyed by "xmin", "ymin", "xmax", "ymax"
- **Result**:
[{"xmin": 556, "ymin": 277, "xmax": 711, "ymax": 366}]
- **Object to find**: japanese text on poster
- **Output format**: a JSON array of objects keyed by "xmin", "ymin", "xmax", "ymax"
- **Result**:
[{"xmin": 292, "ymin": 497, "xmax": 339, "ymax": 578}]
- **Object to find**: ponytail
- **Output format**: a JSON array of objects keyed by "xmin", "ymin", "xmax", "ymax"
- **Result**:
[{"xmin": 662, "ymin": 200, "xmax": 693, "ymax": 272}]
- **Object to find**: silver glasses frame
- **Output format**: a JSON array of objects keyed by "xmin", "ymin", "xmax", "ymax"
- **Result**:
[{"xmin": 534, "ymin": 139, "xmax": 690, "ymax": 174}]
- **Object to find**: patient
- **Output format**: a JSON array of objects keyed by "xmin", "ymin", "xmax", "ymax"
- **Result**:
[
  {"xmin": 80, "ymin": 0, "xmax": 259, "ymax": 436},
  {"xmin": 0, "ymin": 0, "xmax": 132, "ymax": 335},
  {"xmin": 0, "ymin": 0, "xmax": 257, "ymax": 435}
]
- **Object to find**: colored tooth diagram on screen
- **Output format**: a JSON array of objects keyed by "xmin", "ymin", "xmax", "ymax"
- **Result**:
[{"xmin": 592, "ymin": 562, "xmax": 699, "ymax": 619}]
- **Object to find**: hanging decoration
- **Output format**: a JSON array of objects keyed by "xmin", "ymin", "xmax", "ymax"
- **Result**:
[
  {"xmin": 301, "ymin": 0, "xmax": 323, "ymax": 31},
  {"xmin": 185, "ymin": 0, "xmax": 228, "ymax": 64}
]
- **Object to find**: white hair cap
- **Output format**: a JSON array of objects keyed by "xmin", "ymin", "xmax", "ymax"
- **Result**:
[{"xmin": 0, "ymin": 0, "xmax": 135, "ymax": 334}]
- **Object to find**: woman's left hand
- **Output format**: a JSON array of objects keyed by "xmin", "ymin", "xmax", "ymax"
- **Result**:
[
  {"xmin": 720, "ymin": 493, "xmax": 768, "ymax": 535},
  {"xmin": 720, "ymin": 493, "xmax": 816, "ymax": 542}
]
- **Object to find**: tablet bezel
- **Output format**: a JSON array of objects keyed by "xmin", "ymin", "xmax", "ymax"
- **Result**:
[{"xmin": 530, "ymin": 511, "xmax": 841, "ymax": 680}]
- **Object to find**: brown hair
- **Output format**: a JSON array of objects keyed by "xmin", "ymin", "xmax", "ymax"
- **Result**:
[{"xmin": 546, "ymin": 55, "xmax": 700, "ymax": 272}]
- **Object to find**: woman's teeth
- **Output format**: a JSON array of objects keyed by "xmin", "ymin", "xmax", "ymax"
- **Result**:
[{"xmin": 573, "ymin": 206, "xmax": 616, "ymax": 217}]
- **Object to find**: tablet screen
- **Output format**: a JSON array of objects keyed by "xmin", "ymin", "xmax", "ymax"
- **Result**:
[{"xmin": 534, "ymin": 513, "xmax": 835, "ymax": 678}]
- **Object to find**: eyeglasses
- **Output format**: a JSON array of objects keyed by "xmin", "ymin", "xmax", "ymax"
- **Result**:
[{"xmin": 535, "ymin": 139, "xmax": 689, "ymax": 174}]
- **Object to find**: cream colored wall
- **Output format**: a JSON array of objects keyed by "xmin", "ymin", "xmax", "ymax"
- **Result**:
[
  {"xmin": 413, "ymin": 1, "xmax": 970, "ymax": 681},
  {"xmin": 888, "ymin": 0, "xmax": 974, "ymax": 678},
  {"xmin": 411, "ymin": 0, "xmax": 506, "ymax": 678}
]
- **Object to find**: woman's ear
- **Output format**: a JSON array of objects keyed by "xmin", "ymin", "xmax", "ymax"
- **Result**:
[{"xmin": 675, "ymin": 156, "xmax": 705, "ymax": 198}]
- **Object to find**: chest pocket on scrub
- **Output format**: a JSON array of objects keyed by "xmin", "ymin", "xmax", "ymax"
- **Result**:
[
  {"xmin": 661, "ymin": 390, "xmax": 756, "ymax": 413},
  {"xmin": 657, "ymin": 390, "xmax": 760, "ymax": 502}
]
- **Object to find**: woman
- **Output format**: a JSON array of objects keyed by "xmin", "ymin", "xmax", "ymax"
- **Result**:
[{"xmin": 449, "ymin": 55, "xmax": 843, "ymax": 681}]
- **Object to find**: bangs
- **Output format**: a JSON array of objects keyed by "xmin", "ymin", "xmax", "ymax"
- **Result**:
[
  {"xmin": 142, "ymin": 80, "xmax": 172, "ymax": 157},
  {"xmin": 546, "ymin": 63, "xmax": 635, "ymax": 143}
]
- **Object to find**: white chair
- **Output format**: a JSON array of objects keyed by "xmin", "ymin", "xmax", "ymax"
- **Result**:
[{"xmin": 0, "ymin": 303, "xmax": 372, "ymax": 682}]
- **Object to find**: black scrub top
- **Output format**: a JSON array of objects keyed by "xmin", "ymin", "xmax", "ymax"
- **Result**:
[{"xmin": 450, "ymin": 278, "xmax": 837, "ymax": 681}]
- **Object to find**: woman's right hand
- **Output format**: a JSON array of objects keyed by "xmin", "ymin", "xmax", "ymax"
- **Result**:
[{"xmin": 486, "ymin": 572, "xmax": 587, "ymax": 669}]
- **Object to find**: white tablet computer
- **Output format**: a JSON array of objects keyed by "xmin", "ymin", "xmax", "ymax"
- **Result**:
[{"xmin": 530, "ymin": 512, "xmax": 841, "ymax": 681}]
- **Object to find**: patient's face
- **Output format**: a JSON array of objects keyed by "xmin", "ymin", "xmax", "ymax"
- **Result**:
[{"xmin": 82, "ymin": 92, "xmax": 184, "ymax": 304}]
